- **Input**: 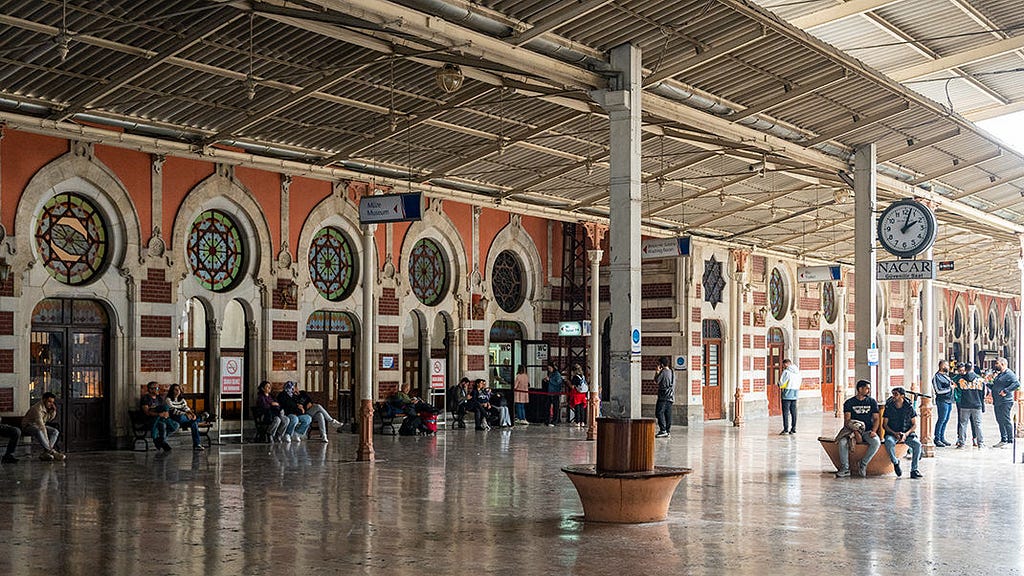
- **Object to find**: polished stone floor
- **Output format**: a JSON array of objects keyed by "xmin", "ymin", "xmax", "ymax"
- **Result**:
[{"xmin": 1, "ymin": 411, "xmax": 1021, "ymax": 575}]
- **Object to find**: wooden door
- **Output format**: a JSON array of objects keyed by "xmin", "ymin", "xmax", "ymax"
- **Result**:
[
  {"xmin": 403, "ymin": 348, "xmax": 421, "ymax": 395},
  {"xmin": 30, "ymin": 299, "xmax": 110, "ymax": 452},
  {"xmin": 766, "ymin": 328, "xmax": 784, "ymax": 417},
  {"xmin": 702, "ymin": 320, "xmax": 724, "ymax": 420},
  {"xmin": 821, "ymin": 331, "xmax": 836, "ymax": 413}
]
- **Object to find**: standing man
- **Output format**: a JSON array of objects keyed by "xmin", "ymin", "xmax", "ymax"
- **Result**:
[
  {"xmin": 542, "ymin": 362, "xmax": 563, "ymax": 427},
  {"xmin": 778, "ymin": 359, "xmax": 800, "ymax": 435},
  {"xmin": 954, "ymin": 362, "xmax": 985, "ymax": 449},
  {"xmin": 836, "ymin": 380, "xmax": 880, "ymax": 478},
  {"xmin": 988, "ymin": 357, "xmax": 1020, "ymax": 447},
  {"xmin": 24, "ymin": 392, "xmax": 65, "ymax": 461},
  {"xmin": 655, "ymin": 356, "xmax": 675, "ymax": 438},
  {"xmin": 882, "ymin": 387, "xmax": 923, "ymax": 479},
  {"xmin": 931, "ymin": 360, "xmax": 954, "ymax": 447}
]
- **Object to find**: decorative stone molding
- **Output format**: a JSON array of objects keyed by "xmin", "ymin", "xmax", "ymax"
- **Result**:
[
  {"xmin": 583, "ymin": 222, "xmax": 608, "ymax": 249},
  {"xmin": 152, "ymin": 154, "xmax": 165, "ymax": 175},
  {"xmin": 71, "ymin": 140, "xmax": 93, "ymax": 158}
]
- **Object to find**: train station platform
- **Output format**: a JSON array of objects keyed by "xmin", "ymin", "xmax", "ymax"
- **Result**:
[{"xmin": 1, "ymin": 413, "xmax": 1020, "ymax": 575}]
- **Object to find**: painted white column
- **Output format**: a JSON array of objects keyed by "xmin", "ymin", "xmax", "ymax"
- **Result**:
[
  {"xmin": 921, "ymin": 247, "xmax": 936, "ymax": 455},
  {"xmin": 357, "ymin": 223, "xmax": 377, "ymax": 462},
  {"xmin": 854, "ymin": 145, "xmax": 878, "ymax": 390},
  {"xmin": 728, "ymin": 250, "xmax": 747, "ymax": 424},
  {"xmin": 587, "ymin": 248, "xmax": 603, "ymax": 440},
  {"xmin": 600, "ymin": 43, "xmax": 643, "ymax": 419},
  {"xmin": 836, "ymin": 282, "xmax": 848, "ymax": 417}
]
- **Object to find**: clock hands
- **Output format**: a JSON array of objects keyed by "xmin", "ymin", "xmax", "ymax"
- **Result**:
[{"xmin": 900, "ymin": 218, "xmax": 921, "ymax": 235}]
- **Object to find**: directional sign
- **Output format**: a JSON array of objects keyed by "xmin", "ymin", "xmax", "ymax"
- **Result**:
[
  {"xmin": 641, "ymin": 236, "xmax": 690, "ymax": 260},
  {"xmin": 938, "ymin": 261, "xmax": 954, "ymax": 271},
  {"xmin": 359, "ymin": 192, "xmax": 424, "ymax": 224},
  {"xmin": 797, "ymin": 265, "xmax": 841, "ymax": 283},
  {"xmin": 876, "ymin": 259, "xmax": 935, "ymax": 280},
  {"xmin": 559, "ymin": 321, "xmax": 582, "ymax": 337}
]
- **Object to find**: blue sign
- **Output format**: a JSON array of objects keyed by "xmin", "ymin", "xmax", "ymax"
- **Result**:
[
  {"xmin": 359, "ymin": 192, "xmax": 424, "ymax": 224},
  {"xmin": 631, "ymin": 328, "xmax": 641, "ymax": 355}
]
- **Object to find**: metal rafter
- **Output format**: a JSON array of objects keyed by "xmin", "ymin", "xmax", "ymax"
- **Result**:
[{"xmin": 510, "ymin": 0, "xmax": 614, "ymax": 46}]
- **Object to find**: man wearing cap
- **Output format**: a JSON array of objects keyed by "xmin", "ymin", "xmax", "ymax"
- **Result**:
[
  {"xmin": 882, "ymin": 387, "xmax": 922, "ymax": 478},
  {"xmin": 836, "ymin": 380, "xmax": 880, "ymax": 478},
  {"xmin": 954, "ymin": 362, "xmax": 985, "ymax": 448},
  {"xmin": 988, "ymin": 357, "xmax": 1020, "ymax": 447}
]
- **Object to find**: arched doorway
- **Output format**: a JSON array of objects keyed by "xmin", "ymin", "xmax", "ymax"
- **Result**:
[
  {"xmin": 403, "ymin": 311, "xmax": 426, "ymax": 396},
  {"xmin": 488, "ymin": 320, "xmax": 523, "ymax": 394},
  {"xmin": 702, "ymin": 319, "xmax": 724, "ymax": 420},
  {"xmin": 178, "ymin": 297, "xmax": 210, "ymax": 413},
  {"xmin": 766, "ymin": 327, "xmax": 785, "ymax": 417},
  {"xmin": 821, "ymin": 331, "xmax": 836, "ymax": 413},
  {"xmin": 304, "ymin": 310, "xmax": 358, "ymax": 424},
  {"xmin": 30, "ymin": 298, "xmax": 110, "ymax": 451}
]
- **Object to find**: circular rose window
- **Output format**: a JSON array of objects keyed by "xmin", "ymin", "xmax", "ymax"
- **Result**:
[
  {"xmin": 309, "ymin": 227, "xmax": 358, "ymax": 301},
  {"xmin": 769, "ymin": 268, "xmax": 787, "ymax": 320},
  {"xmin": 35, "ymin": 192, "xmax": 109, "ymax": 285},
  {"xmin": 822, "ymin": 282, "xmax": 837, "ymax": 324},
  {"xmin": 409, "ymin": 238, "xmax": 449, "ymax": 306},
  {"xmin": 491, "ymin": 250, "xmax": 525, "ymax": 313},
  {"xmin": 187, "ymin": 209, "xmax": 245, "ymax": 292}
]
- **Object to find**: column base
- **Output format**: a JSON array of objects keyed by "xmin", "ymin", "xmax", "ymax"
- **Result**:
[{"xmin": 356, "ymin": 399, "xmax": 375, "ymax": 462}]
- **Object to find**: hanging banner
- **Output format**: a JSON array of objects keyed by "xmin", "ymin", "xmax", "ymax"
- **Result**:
[{"xmin": 221, "ymin": 356, "xmax": 244, "ymax": 396}]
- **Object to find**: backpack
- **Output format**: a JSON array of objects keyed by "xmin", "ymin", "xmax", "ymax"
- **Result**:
[{"xmin": 574, "ymin": 375, "xmax": 588, "ymax": 394}]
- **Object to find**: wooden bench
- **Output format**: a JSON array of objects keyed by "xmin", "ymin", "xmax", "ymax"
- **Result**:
[
  {"xmin": 374, "ymin": 402, "xmax": 405, "ymax": 435},
  {"xmin": 128, "ymin": 409, "xmax": 215, "ymax": 450},
  {"xmin": 818, "ymin": 407, "xmax": 908, "ymax": 476}
]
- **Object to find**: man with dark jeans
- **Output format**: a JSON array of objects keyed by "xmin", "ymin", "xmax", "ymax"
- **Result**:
[
  {"xmin": 778, "ymin": 359, "xmax": 800, "ymax": 435},
  {"xmin": 543, "ymin": 363, "xmax": 563, "ymax": 426},
  {"xmin": 989, "ymin": 357, "xmax": 1020, "ymax": 447},
  {"xmin": 655, "ymin": 356, "xmax": 674, "ymax": 438},
  {"xmin": 141, "ymin": 381, "xmax": 176, "ymax": 452},
  {"xmin": 954, "ymin": 362, "xmax": 985, "ymax": 448},
  {"xmin": 882, "ymin": 387, "xmax": 923, "ymax": 479},
  {"xmin": 0, "ymin": 415, "xmax": 21, "ymax": 463}
]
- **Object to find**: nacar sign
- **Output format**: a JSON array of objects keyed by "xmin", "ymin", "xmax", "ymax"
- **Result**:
[{"xmin": 876, "ymin": 259, "xmax": 935, "ymax": 281}]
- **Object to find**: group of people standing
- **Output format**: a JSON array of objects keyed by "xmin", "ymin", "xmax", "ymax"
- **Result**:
[{"xmin": 932, "ymin": 357, "xmax": 1020, "ymax": 449}]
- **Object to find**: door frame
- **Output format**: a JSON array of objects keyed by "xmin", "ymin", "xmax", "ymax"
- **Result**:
[
  {"xmin": 820, "ymin": 331, "xmax": 836, "ymax": 413},
  {"xmin": 766, "ymin": 327, "xmax": 784, "ymax": 417},
  {"xmin": 702, "ymin": 319, "xmax": 724, "ymax": 420}
]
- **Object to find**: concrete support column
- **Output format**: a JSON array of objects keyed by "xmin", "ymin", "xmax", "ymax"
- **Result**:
[
  {"xmin": 730, "ymin": 249, "xmax": 749, "ymax": 426},
  {"xmin": 921, "ymin": 247, "xmax": 936, "ymax": 456},
  {"xmin": 836, "ymin": 282, "xmax": 848, "ymax": 417},
  {"xmin": 1018, "ymin": 237, "xmax": 1024, "ymax": 436},
  {"xmin": 854, "ymin": 145, "xmax": 878, "ymax": 390},
  {"xmin": 587, "ymin": 248, "xmax": 603, "ymax": 440},
  {"xmin": 600, "ymin": 43, "xmax": 643, "ymax": 418},
  {"xmin": 357, "ymin": 223, "xmax": 377, "ymax": 462}
]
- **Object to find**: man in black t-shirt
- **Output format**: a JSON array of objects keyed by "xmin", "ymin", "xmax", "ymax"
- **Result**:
[
  {"xmin": 836, "ymin": 380, "xmax": 881, "ymax": 478},
  {"xmin": 882, "ymin": 387, "xmax": 922, "ymax": 479}
]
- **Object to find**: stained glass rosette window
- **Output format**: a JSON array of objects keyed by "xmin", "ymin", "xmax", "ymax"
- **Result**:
[
  {"xmin": 35, "ymin": 192, "xmax": 109, "ymax": 285},
  {"xmin": 702, "ymin": 256, "xmax": 725, "ymax": 309},
  {"xmin": 409, "ymin": 238, "xmax": 448, "ymax": 306},
  {"xmin": 492, "ymin": 250, "xmax": 525, "ymax": 313},
  {"xmin": 769, "ymin": 268, "xmax": 787, "ymax": 320},
  {"xmin": 187, "ymin": 210, "xmax": 245, "ymax": 292},
  {"xmin": 822, "ymin": 283, "xmax": 837, "ymax": 324},
  {"xmin": 309, "ymin": 227, "xmax": 357, "ymax": 301}
]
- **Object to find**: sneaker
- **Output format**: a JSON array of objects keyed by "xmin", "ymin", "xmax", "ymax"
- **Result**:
[
  {"xmin": 320, "ymin": 436, "xmax": 329, "ymax": 443},
  {"xmin": 789, "ymin": 430, "xmax": 796, "ymax": 434},
  {"xmin": 835, "ymin": 468, "xmax": 850, "ymax": 478},
  {"xmin": 1, "ymin": 454, "xmax": 17, "ymax": 464},
  {"xmin": 283, "ymin": 435, "xmax": 291, "ymax": 443},
  {"xmin": 52, "ymin": 452, "xmax": 66, "ymax": 461},
  {"xmin": 992, "ymin": 441, "xmax": 1006, "ymax": 448},
  {"xmin": 779, "ymin": 430, "xmax": 789, "ymax": 435},
  {"xmin": 857, "ymin": 463, "xmax": 868, "ymax": 477},
  {"xmin": 193, "ymin": 444, "xmax": 205, "ymax": 451},
  {"xmin": 955, "ymin": 443, "xmax": 964, "ymax": 449},
  {"xmin": 40, "ymin": 452, "xmax": 54, "ymax": 462},
  {"xmin": 292, "ymin": 434, "xmax": 302, "ymax": 442},
  {"xmin": 893, "ymin": 461, "xmax": 902, "ymax": 477},
  {"xmin": 977, "ymin": 443, "xmax": 985, "ymax": 449},
  {"xmin": 910, "ymin": 470, "xmax": 923, "ymax": 479},
  {"xmin": 547, "ymin": 423, "xmax": 555, "ymax": 427},
  {"xmin": 655, "ymin": 431, "xmax": 670, "ymax": 438}
]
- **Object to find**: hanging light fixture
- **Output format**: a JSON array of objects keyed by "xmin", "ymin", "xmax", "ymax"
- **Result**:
[{"xmin": 435, "ymin": 64, "xmax": 464, "ymax": 93}]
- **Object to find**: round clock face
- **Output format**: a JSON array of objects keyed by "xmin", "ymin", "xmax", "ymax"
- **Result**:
[{"xmin": 876, "ymin": 199, "xmax": 936, "ymax": 258}]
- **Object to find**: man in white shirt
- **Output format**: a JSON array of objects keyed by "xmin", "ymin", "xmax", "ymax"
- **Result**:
[{"xmin": 778, "ymin": 359, "xmax": 800, "ymax": 435}]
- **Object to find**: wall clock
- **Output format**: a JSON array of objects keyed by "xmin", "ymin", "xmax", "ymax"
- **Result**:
[{"xmin": 876, "ymin": 199, "xmax": 936, "ymax": 258}]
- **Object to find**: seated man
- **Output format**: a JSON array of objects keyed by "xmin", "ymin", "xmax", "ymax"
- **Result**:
[
  {"xmin": 0, "ymin": 414, "xmax": 22, "ymax": 464},
  {"xmin": 467, "ymin": 379, "xmax": 493, "ymax": 430},
  {"xmin": 296, "ymin": 388, "xmax": 344, "ymax": 443},
  {"xmin": 387, "ymin": 383, "xmax": 418, "ymax": 416},
  {"xmin": 882, "ymin": 387, "xmax": 923, "ymax": 479},
  {"xmin": 141, "ymin": 381, "xmax": 178, "ymax": 452},
  {"xmin": 23, "ymin": 392, "xmax": 65, "ymax": 461},
  {"xmin": 447, "ymin": 378, "xmax": 470, "ymax": 429},
  {"xmin": 836, "ymin": 379, "xmax": 881, "ymax": 478}
]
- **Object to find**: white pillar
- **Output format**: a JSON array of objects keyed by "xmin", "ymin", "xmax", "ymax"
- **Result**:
[
  {"xmin": 587, "ymin": 248, "xmax": 603, "ymax": 440},
  {"xmin": 836, "ymin": 282, "xmax": 848, "ymax": 417},
  {"xmin": 854, "ymin": 145, "xmax": 878, "ymax": 390},
  {"xmin": 601, "ymin": 43, "xmax": 643, "ymax": 419},
  {"xmin": 921, "ymin": 247, "xmax": 936, "ymax": 456},
  {"xmin": 357, "ymin": 223, "xmax": 377, "ymax": 461},
  {"xmin": 729, "ymin": 250, "xmax": 747, "ymax": 423}
]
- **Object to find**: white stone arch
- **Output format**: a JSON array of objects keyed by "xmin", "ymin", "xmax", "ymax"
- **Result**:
[
  {"xmin": 397, "ymin": 201, "xmax": 468, "ymax": 324},
  {"xmin": 294, "ymin": 190, "xmax": 366, "ymax": 328},
  {"xmin": 169, "ymin": 170, "xmax": 273, "ymax": 317},
  {"xmin": 481, "ymin": 217, "xmax": 543, "ymax": 338}
]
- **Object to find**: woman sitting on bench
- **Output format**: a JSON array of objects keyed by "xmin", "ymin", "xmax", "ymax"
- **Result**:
[
  {"xmin": 256, "ymin": 381, "xmax": 289, "ymax": 442},
  {"xmin": 165, "ymin": 384, "xmax": 205, "ymax": 451}
]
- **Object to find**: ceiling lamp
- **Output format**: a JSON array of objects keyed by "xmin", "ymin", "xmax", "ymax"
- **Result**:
[{"xmin": 435, "ymin": 64, "xmax": 464, "ymax": 93}]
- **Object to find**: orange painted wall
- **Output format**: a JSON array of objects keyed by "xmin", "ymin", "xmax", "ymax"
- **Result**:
[
  {"xmin": 94, "ymin": 144, "xmax": 152, "ymax": 237},
  {"xmin": 386, "ymin": 222, "xmax": 412, "ymax": 271},
  {"xmin": 520, "ymin": 215, "xmax": 550, "ymax": 284},
  {"xmin": 444, "ymin": 202, "xmax": 472, "ymax": 270},
  {"xmin": 162, "ymin": 157, "xmax": 214, "ymax": 239},
  {"xmin": 1, "ymin": 131, "xmax": 68, "ymax": 231},
  {"xmin": 290, "ymin": 176, "xmax": 333, "ymax": 260},
  {"xmin": 477, "ymin": 208, "xmax": 509, "ymax": 278},
  {"xmin": 235, "ymin": 166, "xmax": 281, "ymax": 251}
]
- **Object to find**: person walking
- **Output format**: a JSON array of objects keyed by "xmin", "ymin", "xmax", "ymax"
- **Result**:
[
  {"xmin": 778, "ymin": 359, "xmax": 800, "ymax": 435},
  {"xmin": 954, "ymin": 362, "xmax": 985, "ymax": 448},
  {"xmin": 655, "ymin": 356, "xmax": 675, "ymax": 438},
  {"xmin": 931, "ymin": 360, "xmax": 954, "ymax": 447},
  {"xmin": 988, "ymin": 357, "xmax": 1020, "ymax": 447}
]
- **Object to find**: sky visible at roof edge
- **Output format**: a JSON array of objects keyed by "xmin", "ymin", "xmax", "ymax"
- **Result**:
[{"xmin": 977, "ymin": 111, "xmax": 1024, "ymax": 157}]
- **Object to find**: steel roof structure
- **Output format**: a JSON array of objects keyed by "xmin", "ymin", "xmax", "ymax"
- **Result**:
[{"xmin": 1, "ymin": 0, "xmax": 1022, "ymax": 291}]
